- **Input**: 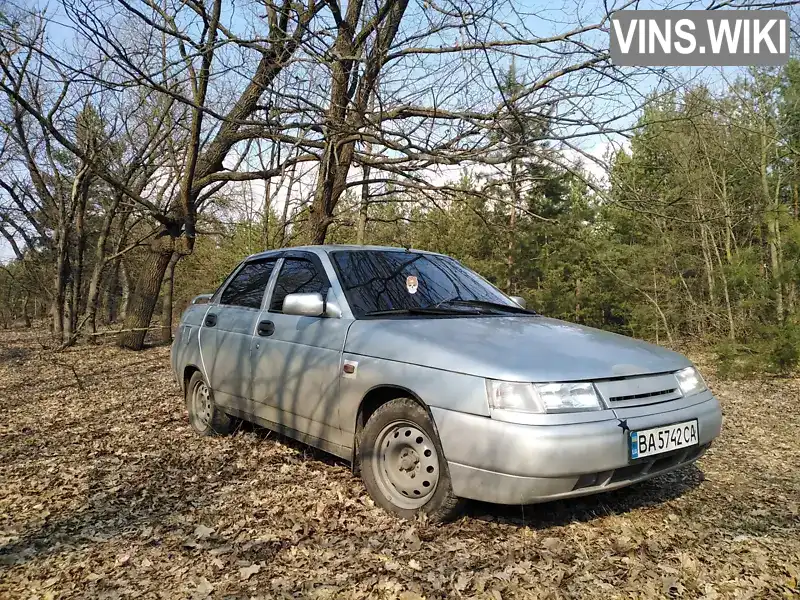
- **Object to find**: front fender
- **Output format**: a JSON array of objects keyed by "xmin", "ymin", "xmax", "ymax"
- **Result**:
[{"xmin": 337, "ymin": 355, "xmax": 490, "ymax": 440}]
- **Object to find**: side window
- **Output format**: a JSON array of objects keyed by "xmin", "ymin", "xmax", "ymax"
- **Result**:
[
  {"xmin": 220, "ymin": 260, "xmax": 277, "ymax": 309},
  {"xmin": 269, "ymin": 258, "xmax": 329, "ymax": 312}
]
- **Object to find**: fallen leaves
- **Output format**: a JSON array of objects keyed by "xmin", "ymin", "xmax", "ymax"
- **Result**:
[
  {"xmin": 0, "ymin": 329, "xmax": 798, "ymax": 599},
  {"xmin": 239, "ymin": 563, "xmax": 261, "ymax": 580},
  {"xmin": 193, "ymin": 524, "xmax": 214, "ymax": 540}
]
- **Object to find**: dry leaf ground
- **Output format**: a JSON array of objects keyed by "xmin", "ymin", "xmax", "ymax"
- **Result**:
[{"xmin": 0, "ymin": 328, "xmax": 798, "ymax": 599}]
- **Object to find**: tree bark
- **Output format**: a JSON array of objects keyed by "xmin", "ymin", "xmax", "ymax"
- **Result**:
[
  {"xmin": 278, "ymin": 163, "xmax": 298, "ymax": 247},
  {"xmin": 260, "ymin": 141, "xmax": 278, "ymax": 249},
  {"xmin": 708, "ymin": 226, "xmax": 735, "ymax": 340},
  {"xmin": 357, "ymin": 162, "xmax": 371, "ymax": 245},
  {"xmin": 119, "ymin": 258, "xmax": 130, "ymax": 322},
  {"xmin": 52, "ymin": 229, "xmax": 69, "ymax": 341},
  {"xmin": 356, "ymin": 85, "xmax": 377, "ymax": 246},
  {"xmin": 69, "ymin": 182, "xmax": 89, "ymax": 338},
  {"xmin": 85, "ymin": 193, "xmax": 121, "ymax": 335},
  {"xmin": 63, "ymin": 281, "xmax": 74, "ymax": 343},
  {"xmin": 505, "ymin": 158, "xmax": 519, "ymax": 292},
  {"xmin": 118, "ymin": 241, "xmax": 173, "ymax": 350},
  {"xmin": 22, "ymin": 293, "xmax": 31, "ymax": 328},
  {"xmin": 761, "ymin": 136, "xmax": 783, "ymax": 323},
  {"xmin": 160, "ymin": 252, "xmax": 180, "ymax": 344}
]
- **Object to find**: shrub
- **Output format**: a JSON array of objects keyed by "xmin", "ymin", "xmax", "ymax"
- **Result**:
[
  {"xmin": 714, "ymin": 340, "xmax": 762, "ymax": 380},
  {"xmin": 769, "ymin": 323, "xmax": 800, "ymax": 376}
]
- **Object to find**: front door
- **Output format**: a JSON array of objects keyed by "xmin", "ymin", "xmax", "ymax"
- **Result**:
[
  {"xmin": 250, "ymin": 254, "xmax": 351, "ymax": 452},
  {"xmin": 199, "ymin": 258, "xmax": 278, "ymax": 410}
]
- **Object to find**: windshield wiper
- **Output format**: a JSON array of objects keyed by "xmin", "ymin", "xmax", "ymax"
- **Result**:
[
  {"xmin": 364, "ymin": 306, "xmax": 481, "ymax": 317},
  {"xmin": 436, "ymin": 299, "xmax": 538, "ymax": 315}
]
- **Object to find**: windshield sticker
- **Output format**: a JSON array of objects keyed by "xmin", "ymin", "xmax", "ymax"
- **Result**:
[{"xmin": 406, "ymin": 275, "xmax": 418, "ymax": 294}]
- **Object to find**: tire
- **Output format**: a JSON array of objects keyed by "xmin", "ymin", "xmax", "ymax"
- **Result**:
[
  {"xmin": 359, "ymin": 398, "xmax": 466, "ymax": 521},
  {"xmin": 186, "ymin": 371, "xmax": 234, "ymax": 436}
]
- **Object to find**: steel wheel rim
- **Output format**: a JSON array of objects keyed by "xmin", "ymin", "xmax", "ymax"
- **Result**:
[
  {"xmin": 192, "ymin": 381, "xmax": 213, "ymax": 429},
  {"xmin": 371, "ymin": 420, "xmax": 440, "ymax": 509}
]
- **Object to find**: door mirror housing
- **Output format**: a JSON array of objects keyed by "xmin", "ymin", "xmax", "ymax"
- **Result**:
[
  {"xmin": 192, "ymin": 293, "xmax": 213, "ymax": 305},
  {"xmin": 282, "ymin": 292, "xmax": 327, "ymax": 317},
  {"xmin": 510, "ymin": 295, "xmax": 526, "ymax": 309}
]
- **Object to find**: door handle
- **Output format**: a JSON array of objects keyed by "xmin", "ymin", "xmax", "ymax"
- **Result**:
[
  {"xmin": 204, "ymin": 313, "xmax": 217, "ymax": 327},
  {"xmin": 257, "ymin": 320, "xmax": 275, "ymax": 337}
]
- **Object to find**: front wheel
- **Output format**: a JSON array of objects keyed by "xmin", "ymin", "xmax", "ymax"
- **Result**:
[
  {"xmin": 186, "ymin": 371, "xmax": 234, "ymax": 436},
  {"xmin": 359, "ymin": 398, "xmax": 465, "ymax": 521}
]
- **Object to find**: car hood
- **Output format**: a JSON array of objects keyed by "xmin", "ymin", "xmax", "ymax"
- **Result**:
[{"xmin": 343, "ymin": 316, "xmax": 690, "ymax": 381}]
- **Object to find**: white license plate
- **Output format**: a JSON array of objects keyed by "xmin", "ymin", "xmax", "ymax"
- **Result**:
[{"xmin": 629, "ymin": 420, "xmax": 698, "ymax": 459}]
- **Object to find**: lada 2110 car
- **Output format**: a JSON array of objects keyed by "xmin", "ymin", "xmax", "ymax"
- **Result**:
[{"xmin": 171, "ymin": 245, "xmax": 722, "ymax": 520}]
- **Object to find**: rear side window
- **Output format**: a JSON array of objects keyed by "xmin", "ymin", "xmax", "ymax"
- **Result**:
[
  {"xmin": 220, "ymin": 260, "xmax": 277, "ymax": 309},
  {"xmin": 269, "ymin": 258, "xmax": 329, "ymax": 312}
]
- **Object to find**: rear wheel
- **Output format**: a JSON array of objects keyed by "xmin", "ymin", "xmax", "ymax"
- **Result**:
[
  {"xmin": 186, "ymin": 371, "xmax": 234, "ymax": 436},
  {"xmin": 359, "ymin": 398, "xmax": 465, "ymax": 521}
]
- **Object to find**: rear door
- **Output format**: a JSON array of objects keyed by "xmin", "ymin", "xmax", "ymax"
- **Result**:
[
  {"xmin": 249, "ymin": 253, "xmax": 351, "ymax": 452},
  {"xmin": 199, "ymin": 258, "xmax": 278, "ymax": 409}
]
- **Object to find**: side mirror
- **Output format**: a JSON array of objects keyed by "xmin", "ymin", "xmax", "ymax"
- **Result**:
[
  {"xmin": 192, "ymin": 293, "xmax": 213, "ymax": 305},
  {"xmin": 510, "ymin": 295, "xmax": 526, "ymax": 309},
  {"xmin": 283, "ymin": 292, "xmax": 326, "ymax": 317}
]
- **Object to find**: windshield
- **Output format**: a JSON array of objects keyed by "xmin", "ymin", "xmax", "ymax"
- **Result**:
[{"xmin": 330, "ymin": 250, "xmax": 521, "ymax": 318}]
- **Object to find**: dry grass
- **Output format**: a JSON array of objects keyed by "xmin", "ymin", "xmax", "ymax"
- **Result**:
[{"xmin": 0, "ymin": 328, "xmax": 798, "ymax": 599}]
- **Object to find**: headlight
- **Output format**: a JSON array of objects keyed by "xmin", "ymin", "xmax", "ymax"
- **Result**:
[
  {"xmin": 675, "ymin": 366, "xmax": 707, "ymax": 396},
  {"xmin": 486, "ymin": 380, "xmax": 602, "ymax": 414}
]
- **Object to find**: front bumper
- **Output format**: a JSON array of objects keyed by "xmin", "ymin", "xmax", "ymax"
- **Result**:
[{"xmin": 430, "ymin": 391, "xmax": 722, "ymax": 505}]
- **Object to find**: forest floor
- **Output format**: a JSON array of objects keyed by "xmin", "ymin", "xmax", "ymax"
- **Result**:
[{"xmin": 0, "ymin": 328, "xmax": 798, "ymax": 600}]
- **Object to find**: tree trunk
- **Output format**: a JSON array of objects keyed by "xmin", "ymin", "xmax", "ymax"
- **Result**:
[
  {"xmin": 357, "ymin": 162, "xmax": 371, "ymax": 245},
  {"xmin": 260, "ymin": 142, "xmax": 278, "ymax": 249},
  {"xmin": 356, "ymin": 86, "xmax": 377, "ymax": 246},
  {"xmin": 709, "ymin": 227, "xmax": 735, "ymax": 340},
  {"xmin": 790, "ymin": 182, "xmax": 798, "ymax": 315},
  {"xmin": 761, "ymin": 120, "xmax": 784, "ymax": 324},
  {"xmin": 261, "ymin": 176, "xmax": 271, "ymax": 250},
  {"xmin": 763, "ymin": 171, "xmax": 783, "ymax": 324},
  {"xmin": 118, "ymin": 243, "xmax": 174, "ymax": 350},
  {"xmin": 63, "ymin": 281, "xmax": 74, "ymax": 343},
  {"xmin": 310, "ymin": 136, "xmax": 354, "ymax": 244},
  {"xmin": 22, "ymin": 293, "xmax": 31, "ymax": 328},
  {"xmin": 85, "ymin": 193, "xmax": 121, "ymax": 335},
  {"xmin": 52, "ymin": 229, "xmax": 69, "ymax": 341},
  {"xmin": 104, "ymin": 271, "xmax": 117, "ymax": 325},
  {"xmin": 278, "ymin": 163, "xmax": 298, "ymax": 248},
  {"xmin": 70, "ymin": 184, "xmax": 89, "ymax": 337},
  {"xmin": 119, "ymin": 259, "xmax": 130, "ymax": 322},
  {"xmin": 85, "ymin": 264, "xmax": 105, "ymax": 335},
  {"xmin": 160, "ymin": 252, "xmax": 180, "ymax": 344},
  {"xmin": 506, "ymin": 158, "xmax": 519, "ymax": 292},
  {"xmin": 722, "ymin": 171, "xmax": 734, "ymax": 263},
  {"xmin": 699, "ymin": 220, "xmax": 716, "ymax": 307},
  {"xmin": 767, "ymin": 214, "xmax": 783, "ymax": 322},
  {"xmin": 794, "ymin": 180, "xmax": 799, "ymax": 220}
]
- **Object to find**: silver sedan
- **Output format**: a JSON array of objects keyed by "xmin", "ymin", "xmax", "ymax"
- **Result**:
[{"xmin": 171, "ymin": 245, "xmax": 722, "ymax": 520}]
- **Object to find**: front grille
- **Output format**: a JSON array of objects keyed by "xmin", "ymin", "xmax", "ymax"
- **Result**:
[
  {"xmin": 572, "ymin": 443, "xmax": 709, "ymax": 492},
  {"xmin": 609, "ymin": 388, "xmax": 677, "ymax": 402},
  {"xmin": 594, "ymin": 373, "xmax": 683, "ymax": 407}
]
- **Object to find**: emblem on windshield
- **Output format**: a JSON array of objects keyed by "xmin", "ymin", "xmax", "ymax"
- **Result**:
[{"xmin": 406, "ymin": 275, "xmax": 418, "ymax": 294}]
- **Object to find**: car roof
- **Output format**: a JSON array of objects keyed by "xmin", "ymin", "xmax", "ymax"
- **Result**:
[{"xmin": 246, "ymin": 244, "xmax": 444, "ymax": 261}]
